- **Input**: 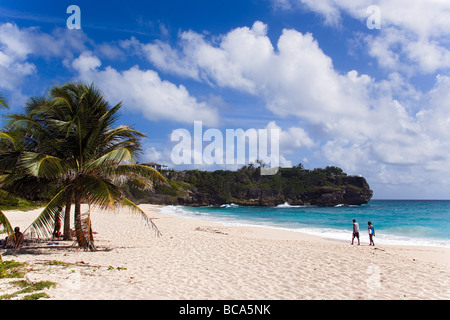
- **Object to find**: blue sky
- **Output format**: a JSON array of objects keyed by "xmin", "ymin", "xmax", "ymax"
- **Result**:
[{"xmin": 1, "ymin": 0, "xmax": 450, "ymax": 199}]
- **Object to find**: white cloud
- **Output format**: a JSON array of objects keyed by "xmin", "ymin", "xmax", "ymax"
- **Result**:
[
  {"xmin": 142, "ymin": 40, "xmax": 200, "ymax": 80},
  {"xmin": 266, "ymin": 121, "xmax": 315, "ymax": 153},
  {"xmin": 272, "ymin": 0, "xmax": 450, "ymax": 74},
  {"xmin": 72, "ymin": 51, "xmax": 220, "ymax": 126},
  {"xmin": 0, "ymin": 23, "xmax": 33, "ymax": 58},
  {"xmin": 95, "ymin": 42, "xmax": 126, "ymax": 61},
  {"xmin": 317, "ymin": 72, "xmax": 450, "ymax": 196},
  {"xmin": 365, "ymin": 27, "xmax": 450, "ymax": 74},
  {"xmin": 72, "ymin": 51, "xmax": 101, "ymax": 73},
  {"xmin": 140, "ymin": 21, "xmax": 372, "ymax": 125},
  {"xmin": 0, "ymin": 23, "xmax": 87, "ymax": 60},
  {"xmin": 143, "ymin": 146, "xmax": 163, "ymax": 163},
  {"xmin": 0, "ymin": 23, "xmax": 36, "ymax": 90},
  {"xmin": 142, "ymin": 24, "xmax": 262, "ymax": 93},
  {"xmin": 4, "ymin": 14, "xmax": 450, "ymax": 198},
  {"xmin": 0, "ymin": 22, "xmax": 87, "ymax": 94},
  {"xmin": 276, "ymin": 0, "xmax": 450, "ymax": 36},
  {"xmin": 134, "ymin": 19, "xmax": 450, "ymax": 198}
]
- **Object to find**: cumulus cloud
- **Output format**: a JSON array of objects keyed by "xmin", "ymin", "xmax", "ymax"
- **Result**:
[
  {"xmin": 0, "ymin": 23, "xmax": 36, "ymax": 90},
  {"xmin": 134, "ymin": 18, "xmax": 450, "ymax": 197},
  {"xmin": 138, "ymin": 21, "xmax": 375, "ymax": 131},
  {"xmin": 266, "ymin": 121, "xmax": 315, "ymax": 153},
  {"xmin": 318, "ymin": 71, "xmax": 450, "ymax": 196},
  {"xmin": 0, "ymin": 22, "xmax": 87, "ymax": 61},
  {"xmin": 4, "ymin": 12, "xmax": 450, "ymax": 197},
  {"xmin": 143, "ymin": 30, "xmax": 256, "ymax": 92},
  {"xmin": 72, "ymin": 51, "xmax": 101, "ymax": 73},
  {"xmin": 272, "ymin": 0, "xmax": 450, "ymax": 74},
  {"xmin": 275, "ymin": 0, "xmax": 450, "ymax": 36},
  {"xmin": 72, "ymin": 51, "xmax": 220, "ymax": 126},
  {"xmin": 279, "ymin": 0, "xmax": 450, "ymax": 192},
  {"xmin": 0, "ymin": 22, "xmax": 87, "ymax": 95},
  {"xmin": 140, "ymin": 21, "xmax": 372, "ymax": 125}
]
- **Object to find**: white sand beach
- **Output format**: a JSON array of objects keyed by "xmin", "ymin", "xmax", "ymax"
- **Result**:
[{"xmin": 1, "ymin": 204, "xmax": 449, "ymax": 300}]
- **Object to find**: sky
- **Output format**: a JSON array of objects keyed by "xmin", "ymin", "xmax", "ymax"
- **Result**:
[{"xmin": 1, "ymin": 0, "xmax": 450, "ymax": 199}]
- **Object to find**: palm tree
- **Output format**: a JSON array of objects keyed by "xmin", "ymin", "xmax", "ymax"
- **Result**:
[
  {"xmin": 0, "ymin": 93, "xmax": 12, "ymax": 261},
  {"xmin": 0, "ymin": 95, "xmax": 14, "ymax": 261},
  {"xmin": 4, "ymin": 95, "xmax": 79, "ymax": 240},
  {"xmin": 4, "ymin": 83, "xmax": 167, "ymax": 250},
  {"xmin": 1, "ymin": 95, "xmax": 59, "ymax": 247}
]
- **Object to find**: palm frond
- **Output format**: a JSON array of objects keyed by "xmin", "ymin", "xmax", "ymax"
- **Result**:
[
  {"xmin": 0, "ymin": 94, "xmax": 8, "ymax": 109},
  {"xmin": 5, "ymin": 113, "xmax": 47, "ymax": 132},
  {"xmin": 104, "ymin": 125, "xmax": 147, "ymax": 144},
  {"xmin": 20, "ymin": 152, "xmax": 68, "ymax": 179},
  {"xmin": 78, "ymin": 176, "xmax": 122, "ymax": 209},
  {"xmin": 120, "ymin": 176, "xmax": 154, "ymax": 192},
  {"xmin": 98, "ymin": 102, "xmax": 121, "ymax": 126},
  {"xmin": 51, "ymin": 94, "xmax": 75, "ymax": 115},
  {"xmin": 101, "ymin": 139, "xmax": 141, "ymax": 158},
  {"xmin": 0, "ymin": 172, "xmax": 23, "ymax": 186},
  {"xmin": 25, "ymin": 188, "xmax": 67, "ymax": 238},
  {"xmin": 4, "ymin": 114, "xmax": 64, "ymax": 150},
  {"xmin": 0, "ymin": 132, "xmax": 17, "ymax": 148},
  {"xmin": 121, "ymin": 198, "xmax": 162, "ymax": 236},
  {"xmin": 0, "ymin": 210, "xmax": 14, "ymax": 237},
  {"xmin": 25, "ymin": 96, "xmax": 50, "ymax": 116},
  {"xmin": 105, "ymin": 164, "xmax": 168, "ymax": 187},
  {"xmin": 87, "ymin": 147, "xmax": 135, "ymax": 169}
]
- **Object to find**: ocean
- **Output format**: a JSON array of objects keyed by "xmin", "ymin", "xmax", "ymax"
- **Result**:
[{"xmin": 160, "ymin": 200, "xmax": 450, "ymax": 247}]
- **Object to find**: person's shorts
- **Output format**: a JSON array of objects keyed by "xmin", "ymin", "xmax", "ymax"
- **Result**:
[{"xmin": 353, "ymin": 232, "xmax": 359, "ymax": 237}]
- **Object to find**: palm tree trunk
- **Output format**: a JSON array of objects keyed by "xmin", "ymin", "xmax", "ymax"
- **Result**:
[
  {"xmin": 86, "ymin": 214, "xmax": 96, "ymax": 252},
  {"xmin": 74, "ymin": 193, "xmax": 86, "ymax": 248},
  {"xmin": 63, "ymin": 191, "xmax": 73, "ymax": 240}
]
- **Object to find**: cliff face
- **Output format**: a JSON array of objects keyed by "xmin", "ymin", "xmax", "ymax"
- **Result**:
[
  {"xmin": 299, "ymin": 175, "xmax": 373, "ymax": 206},
  {"xmin": 141, "ymin": 167, "xmax": 373, "ymax": 207}
]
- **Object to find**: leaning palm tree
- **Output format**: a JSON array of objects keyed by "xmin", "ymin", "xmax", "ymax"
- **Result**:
[{"xmin": 5, "ymin": 83, "xmax": 167, "ymax": 250}]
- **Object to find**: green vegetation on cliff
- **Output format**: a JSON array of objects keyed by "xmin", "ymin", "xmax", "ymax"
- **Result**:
[
  {"xmin": 134, "ymin": 165, "xmax": 373, "ymax": 207},
  {"xmin": 1, "ymin": 165, "xmax": 372, "ymax": 209}
]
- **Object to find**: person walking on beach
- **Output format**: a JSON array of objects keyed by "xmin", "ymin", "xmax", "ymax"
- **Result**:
[
  {"xmin": 351, "ymin": 219, "xmax": 360, "ymax": 245},
  {"xmin": 368, "ymin": 221, "xmax": 375, "ymax": 246}
]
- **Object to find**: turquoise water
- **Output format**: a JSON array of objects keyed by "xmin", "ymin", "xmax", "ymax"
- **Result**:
[{"xmin": 161, "ymin": 201, "xmax": 450, "ymax": 247}]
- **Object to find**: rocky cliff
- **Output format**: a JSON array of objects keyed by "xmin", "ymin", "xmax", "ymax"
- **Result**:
[{"xmin": 135, "ymin": 166, "xmax": 373, "ymax": 207}]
